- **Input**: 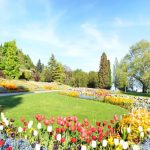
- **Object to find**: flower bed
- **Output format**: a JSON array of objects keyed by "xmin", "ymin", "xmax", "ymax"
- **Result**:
[
  {"xmin": 103, "ymin": 96, "xmax": 134, "ymax": 109},
  {"xmin": 0, "ymin": 109, "xmax": 149, "ymax": 150}
]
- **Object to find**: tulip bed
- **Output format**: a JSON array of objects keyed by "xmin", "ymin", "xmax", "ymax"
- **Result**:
[{"xmin": 0, "ymin": 108, "xmax": 149, "ymax": 150}]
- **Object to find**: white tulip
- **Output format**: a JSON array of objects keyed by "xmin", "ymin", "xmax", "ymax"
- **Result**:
[
  {"xmin": 33, "ymin": 130, "xmax": 38, "ymax": 136},
  {"xmin": 35, "ymin": 144, "xmax": 41, "ymax": 150},
  {"xmin": 28, "ymin": 120, "xmax": 33, "ymax": 129},
  {"xmin": 37, "ymin": 123, "xmax": 42, "ymax": 129},
  {"xmin": 4, "ymin": 119, "xmax": 9, "ymax": 126},
  {"xmin": 47, "ymin": 126, "xmax": 52, "ymax": 132},
  {"xmin": 120, "ymin": 139, "xmax": 124, "ymax": 146},
  {"xmin": 127, "ymin": 127, "xmax": 131, "ymax": 134},
  {"xmin": 122, "ymin": 141, "xmax": 128, "ymax": 150},
  {"xmin": 114, "ymin": 138, "xmax": 119, "ymax": 146},
  {"xmin": 140, "ymin": 131, "xmax": 144, "ymax": 138},
  {"xmin": 91, "ymin": 140, "xmax": 96, "ymax": 148},
  {"xmin": 102, "ymin": 139, "xmax": 107, "ymax": 147},
  {"xmin": 56, "ymin": 134, "xmax": 61, "ymax": 141},
  {"xmin": 138, "ymin": 126, "xmax": 143, "ymax": 132},
  {"xmin": 132, "ymin": 144, "xmax": 140, "ymax": 150},
  {"xmin": 0, "ymin": 125, "xmax": 3, "ymax": 130},
  {"xmin": 18, "ymin": 127, "xmax": 23, "ymax": 133},
  {"xmin": 81, "ymin": 145, "xmax": 86, "ymax": 150}
]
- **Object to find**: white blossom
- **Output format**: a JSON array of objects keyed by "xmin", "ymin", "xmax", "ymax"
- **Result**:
[
  {"xmin": 91, "ymin": 140, "xmax": 96, "ymax": 148},
  {"xmin": 138, "ymin": 126, "xmax": 143, "ymax": 132},
  {"xmin": 47, "ymin": 126, "xmax": 52, "ymax": 132},
  {"xmin": 56, "ymin": 134, "xmax": 61, "ymax": 141},
  {"xmin": 18, "ymin": 127, "xmax": 23, "ymax": 133},
  {"xmin": 102, "ymin": 139, "xmax": 107, "ymax": 147},
  {"xmin": 35, "ymin": 144, "xmax": 41, "ymax": 150},
  {"xmin": 0, "ymin": 125, "xmax": 3, "ymax": 130},
  {"xmin": 33, "ymin": 130, "xmax": 38, "ymax": 136},
  {"xmin": 122, "ymin": 141, "xmax": 128, "ymax": 150},
  {"xmin": 37, "ymin": 123, "xmax": 42, "ymax": 129},
  {"xmin": 114, "ymin": 138, "xmax": 119, "ymax": 146},
  {"xmin": 81, "ymin": 145, "xmax": 86, "ymax": 150}
]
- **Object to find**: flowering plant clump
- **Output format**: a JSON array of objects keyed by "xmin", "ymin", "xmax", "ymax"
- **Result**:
[
  {"xmin": 0, "ymin": 109, "xmax": 149, "ymax": 150},
  {"xmin": 117, "ymin": 108, "xmax": 150, "ymax": 144},
  {"xmin": 103, "ymin": 96, "xmax": 134, "ymax": 109}
]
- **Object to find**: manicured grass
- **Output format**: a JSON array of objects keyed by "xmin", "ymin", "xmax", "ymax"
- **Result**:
[{"xmin": 0, "ymin": 92, "xmax": 127, "ymax": 126}]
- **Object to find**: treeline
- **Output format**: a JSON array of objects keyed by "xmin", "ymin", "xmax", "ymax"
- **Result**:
[
  {"xmin": 113, "ymin": 40, "xmax": 150, "ymax": 93},
  {"xmin": 0, "ymin": 40, "xmax": 112, "ymax": 89}
]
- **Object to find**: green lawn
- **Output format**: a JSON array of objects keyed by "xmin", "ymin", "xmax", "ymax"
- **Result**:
[{"xmin": 0, "ymin": 92, "xmax": 127, "ymax": 126}]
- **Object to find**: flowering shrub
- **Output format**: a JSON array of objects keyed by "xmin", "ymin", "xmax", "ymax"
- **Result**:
[
  {"xmin": 117, "ymin": 108, "xmax": 150, "ymax": 143},
  {"xmin": 103, "ymin": 96, "xmax": 134, "ymax": 109},
  {"xmin": 0, "ymin": 109, "xmax": 149, "ymax": 150}
]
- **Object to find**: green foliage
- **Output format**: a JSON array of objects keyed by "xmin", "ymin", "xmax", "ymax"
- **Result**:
[
  {"xmin": 40, "ymin": 67, "xmax": 51, "ymax": 82},
  {"xmin": 87, "ymin": 71, "xmax": 98, "ymax": 88},
  {"xmin": 98, "ymin": 52, "xmax": 112, "ymax": 89},
  {"xmin": 72, "ymin": 69, "xmax": 88, "ymax": 87},
  {"xmin": 124, "ymin": 40, "xmax": 150, "ymax": 92},
  {"xmin": 48, "ymin": 54, "xmax": 65, "ymax": 83},
  {"xmin": 3, "ymin": 41, "xmax": 20, "ymax": 79},
  {"xmin": 18, "ymin": 50, "xmax": 35, "ymax": 70},
  {"xmin": 115, "ymin": 59, "xmax": 128, "ymax": 91}
]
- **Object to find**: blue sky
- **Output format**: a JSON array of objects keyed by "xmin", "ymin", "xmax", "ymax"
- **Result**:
[{"xmin": 0, "ymin": 0, "xmax": 150, "ymax": 72}]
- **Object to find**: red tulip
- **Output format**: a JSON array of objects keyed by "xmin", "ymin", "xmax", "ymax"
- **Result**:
[
  {"xmin": 114, "ymin": 114, "xmax": 119, "ymax": 121},
  {"xmin": 6, "ymin": 147, "xmax": 12, "ymax": 150},
  {"xmin": 108, "ymin": 125, "xmax": 111, "ymax": 129},
  {"xmin": 56, "ymin": 128, "xmax": 61, "ymax": 133},
  {"xmin": 0, "ymin": 140, "xmax": 5, "ymax": 147},
  {"xmin": 103, "ymin": 121, "xmax": 107, "ymax": 126},
  {"xmin": 21, "ymin": 117, "xmax": 24, "ymax": 122},
  {"xmin": 92, "ymin": 135, "xmax": 97, "ymax": 140},
  {"xmin": 61, "ymin": 138, "xmax": 65, "ymax": 143},
  {"xmin": 96, "ymin": 122, "xmax": 101, "ymax": 126},
  {"xmin": 84, "ymin": 118, "xmax": 88, "ymax": 123},
  {"xmin": 44, "ymin": 119, "xmax": 49, "ymax": 126},
  {"xmin": 61, "ymin": 128, "xmax": 66, "ymax": 133},
  {"xmin": 71, "ymin": 137, "xmax": 76, "ymax": 143}
]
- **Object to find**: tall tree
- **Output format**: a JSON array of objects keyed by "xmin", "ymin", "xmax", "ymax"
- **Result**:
[
  {"xmin": 48, "ymin": 54, "xmax": 57, "ymax": 82},
  {"xmin": 98, "ymin": 52, "xmax": 111, "ymax": 89},
  {"xmin": 125, "ymin": 40, "xmax": 150, "ymax": 93},
  {"xmin": 36, "ymin": 59, "xmax": 43, "ymax": 73},
  {"xmin": 72, "ymin": 69, "xmax": 88, "ymax": 87},
  {"xmin": 87, "ymin": 71, "xmax": 98, "ymax": 88},
  {"xmin": 3, "ymin": 41, "xmax": 20, "ymax": 79},
  {"xmin": 113, "ymin": 58, "xmax": 119, "ymax": 89}
]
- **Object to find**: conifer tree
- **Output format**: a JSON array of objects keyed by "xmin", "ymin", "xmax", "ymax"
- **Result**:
[
  {"xmin": 3, "ymin": 41, "xmax": 20, "ymax": 79},
  {"xmin": 98, "ymin": 52, "xmax": 111, "ymax": 89},
  {"xmin": 36, "ymin": 59, "xmax": 43, "ymax": 73}
]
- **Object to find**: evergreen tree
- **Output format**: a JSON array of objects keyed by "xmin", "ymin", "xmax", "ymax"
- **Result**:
[
  {"xmin": 113, "ymin": 58, "xmax": 119, "ymax": 89},
  {"xmin": 3, "ymin": 40, "xmax": 20, "ymax": 79},
  {"xmin": 48, "ymin": 54, "xmax": 57, "ymax": 82},
  {"xmin": 98, "ymin": 52, "xmax": 111, "ymax": 89},
  {"xmin": 36, "ymin": 59, "xmax": 43, "ymax": 73}
]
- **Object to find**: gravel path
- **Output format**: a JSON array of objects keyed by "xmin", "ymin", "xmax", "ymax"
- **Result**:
[{"xmin": 0, "ymin": 90, "xmax": 61, "ymax": 97}]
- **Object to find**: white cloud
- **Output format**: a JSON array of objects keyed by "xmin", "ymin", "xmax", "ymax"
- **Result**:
[{"xmin": 114, "ymin": 17, "xmax": 150, "ymax": 27}]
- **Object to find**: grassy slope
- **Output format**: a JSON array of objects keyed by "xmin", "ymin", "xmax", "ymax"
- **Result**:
[{"xmin": 0, "ymin": 93, "xmax": 127, "ymax": 126}]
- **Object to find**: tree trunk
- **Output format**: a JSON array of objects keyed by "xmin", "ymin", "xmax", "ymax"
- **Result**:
[{"xmin": 142, "ymin": 84, "xmax": 147, "ymax": 93}]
